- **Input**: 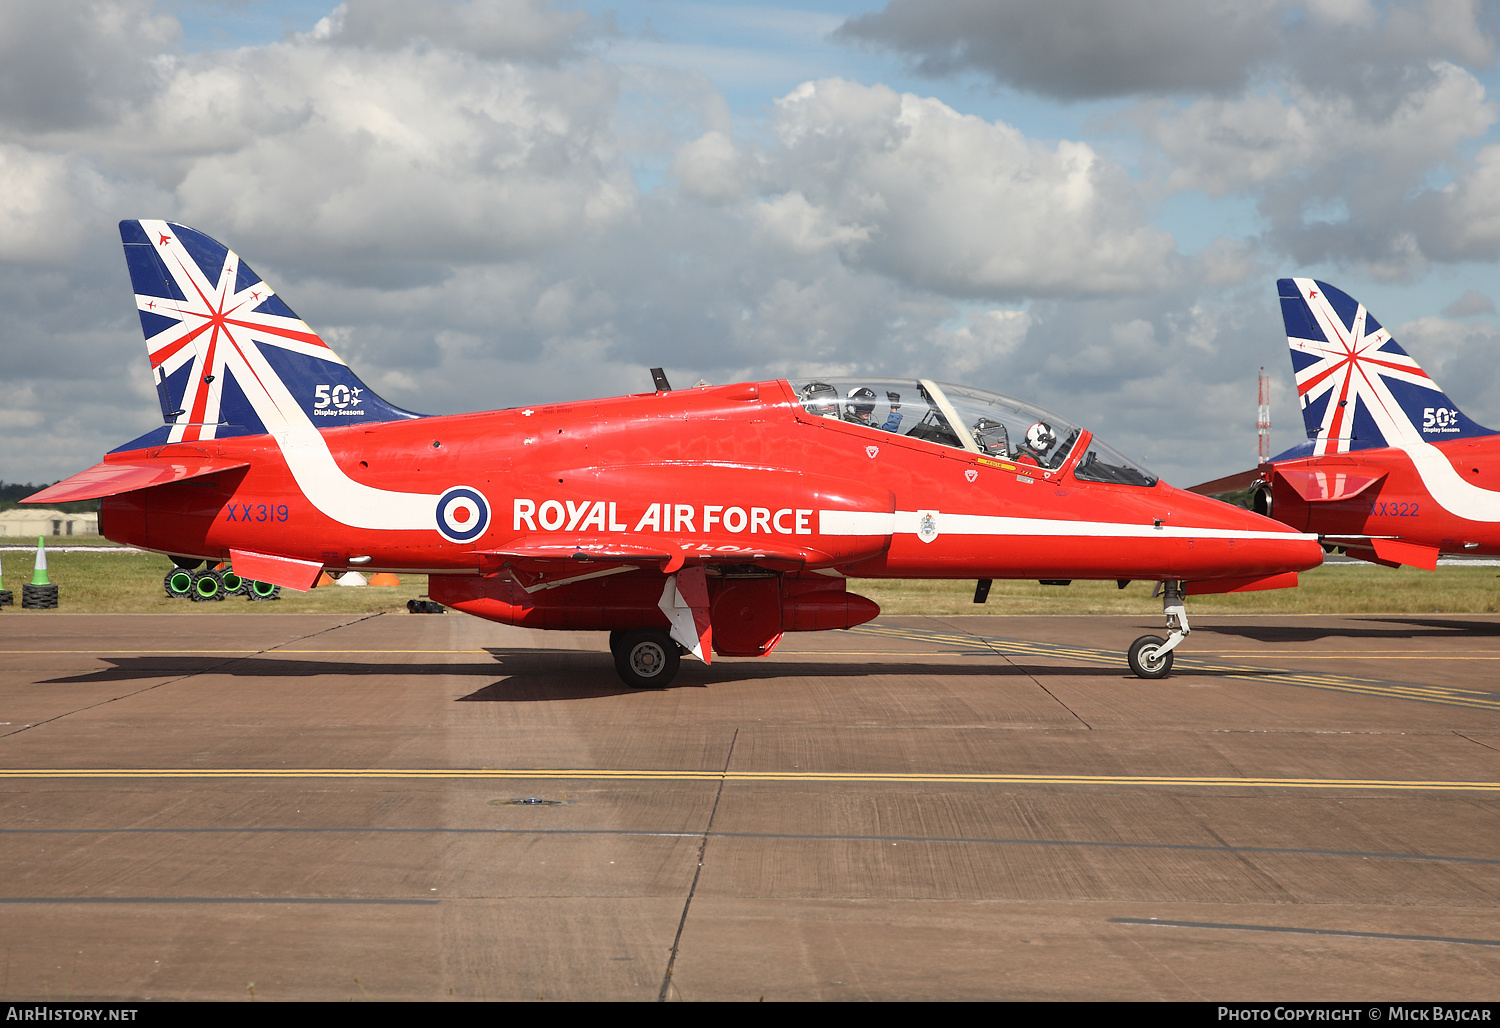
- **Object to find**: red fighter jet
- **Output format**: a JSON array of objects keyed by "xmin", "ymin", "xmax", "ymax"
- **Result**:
[
  {"xmin": 1193, "ymin": 279, "xmax": 1500, "ymax": 572},
  {"xmin": 26, "ymin": 221, "xmax": 1322, "ymax": 685}
]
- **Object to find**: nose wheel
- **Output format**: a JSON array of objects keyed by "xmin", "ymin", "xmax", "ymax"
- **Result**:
[
  {"xmin": 1127, "ymin": 635, "xmax": 1173, "ymax": 678},
  {"xmin": 1128, "ymin": 580, "xmax": 1188, "ymax": 679}
]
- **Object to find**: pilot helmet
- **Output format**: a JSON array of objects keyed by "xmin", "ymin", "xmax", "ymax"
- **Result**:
[
  {"xmin": 799, "ymin": 381, "xmax": 839, "ymax": 418},
  {"xmin": 846, "ymin": 386, "xmax": 877, "ymax": 422},
  {"xmin": 972, "ymin": 416, "xmax": 1009, "ymax": 455},
  {"xmin": 1026, "ymin": 421, "xmax": 1057, "ymax": 453}
]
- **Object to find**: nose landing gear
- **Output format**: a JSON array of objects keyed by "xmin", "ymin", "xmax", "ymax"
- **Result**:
[{"xmin": 1128, "ymin": 580, "xmax": 1189, "ymax": 679}]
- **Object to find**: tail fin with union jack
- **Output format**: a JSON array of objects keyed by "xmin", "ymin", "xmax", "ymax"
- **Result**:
[
  {"xmin": 1276, "ymin": 277, "xmax": 1494, "ymax": 459},
  {"xmin": 115, "ymin": 219, "xmax": 422, "ymax": 454}
]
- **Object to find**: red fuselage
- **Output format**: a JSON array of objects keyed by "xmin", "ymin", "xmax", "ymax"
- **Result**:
[{"xmin": 100, "ymin": 379, "xmax": 1320, "ymax": 587}]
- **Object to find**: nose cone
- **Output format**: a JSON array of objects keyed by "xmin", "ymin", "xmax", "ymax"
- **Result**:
[{"xmin": 1162, "ymin": 483, "xmax": 1324, "ymax": 580}]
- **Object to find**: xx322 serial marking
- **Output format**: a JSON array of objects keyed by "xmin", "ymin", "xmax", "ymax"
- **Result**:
[{"xmin": 1369, "ymin": 501, "xmax": 1420, "ymax": 518}]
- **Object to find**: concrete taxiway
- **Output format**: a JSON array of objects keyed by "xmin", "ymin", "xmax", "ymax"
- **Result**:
[{"xmin": 1, "ymin": 610, "xmax": 1498, "ymax": 1001}]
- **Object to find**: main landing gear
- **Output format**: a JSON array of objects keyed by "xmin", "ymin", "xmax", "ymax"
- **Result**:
[
  {"xmin": 610, "ymin": 628, "xmax": 682, "ymax": 689},
  {"xmin": 1128, "ymin": 580, "xmax": 1189, "ymax": 679}
]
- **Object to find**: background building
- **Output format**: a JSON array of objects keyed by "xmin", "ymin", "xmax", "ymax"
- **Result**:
[{"xmin": 0, "ymin": 508, "xmax": 99, "ymax": 538}]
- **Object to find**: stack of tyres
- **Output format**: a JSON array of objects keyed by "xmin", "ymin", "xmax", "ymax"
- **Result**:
[
  {"xmin": 21, "ymin": 583, "xmax": 58, "ymax": 609},
  {"xmin": 246, "ymin": 580, "xmax": 280, "ymax": 601},
  {"xmin": 220, "ymin": 568, "xmax": 246, "ymax": 596},
  {"xmin": 189, "ymin": 569, "xmax": 224, "ymax": 602},
  {"xmin": 164, "ymin": 568, "xmax": 194, "ymax": 598},
  {"xmin": 163, "ymin": 562, "xmax": 278, "ymax": 601},
  {"xmin": 0, "ymin": 590, "xmax": 12, "ymax": 607},
  {"xmin": 23, "ymin": 537, "xmax": 56, "ymax": 609}
]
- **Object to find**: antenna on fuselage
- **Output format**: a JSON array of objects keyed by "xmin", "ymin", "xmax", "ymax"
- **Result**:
[{"xmin": 650, "ymin": 368, "xmax": 672, "ymax": 392}]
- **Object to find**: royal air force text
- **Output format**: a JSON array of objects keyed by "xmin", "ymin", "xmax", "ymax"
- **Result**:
[{"xmin": 514, "ymin": 500, "xmax": 815, "ymax": 536}]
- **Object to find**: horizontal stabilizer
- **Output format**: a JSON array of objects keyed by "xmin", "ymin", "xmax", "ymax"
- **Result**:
[
  {"xmin": 22, "ymin": 457, "xmax": 250, "ymax": 504},
  {"xmin": 1370, "ymin": 538, "xmax": 1439, "ymax": 571},
  {"xmin": 1186, "ymin": 572, "xmax": 1299, "ymax": 595},
  {"xmin": 228, "ymin": 549, "xmax": 324, "ymax": 591},
  {"xmin": 1187, "ymin": 468, "xmax": 1261, "ymax": 496},
  {"xmin": 1277, "ymin": 467, "xmax": 1385, "ymax": 502}
]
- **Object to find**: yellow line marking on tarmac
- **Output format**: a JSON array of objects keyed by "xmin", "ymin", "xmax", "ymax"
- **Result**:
[{"xmin": 3, "ymin": 769, "xmax": 1499, "ymax": 791}]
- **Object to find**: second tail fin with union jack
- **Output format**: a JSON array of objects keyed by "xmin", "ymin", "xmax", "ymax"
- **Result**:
[{"xmin": 1276, "ymin": 277, "xmax": 1494, "ymax": 459}]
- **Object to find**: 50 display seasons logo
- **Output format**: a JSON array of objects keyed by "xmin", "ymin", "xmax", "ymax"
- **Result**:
[
  {"xmin": 312, "ymin": 383, "xmax": 365, "ymax": 417},
  {"xmin": 1422, "ymin": 407, "xmax": 1462, "ymax": 433}
]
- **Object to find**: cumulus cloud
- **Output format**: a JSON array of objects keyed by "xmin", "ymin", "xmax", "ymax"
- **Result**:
[
  {"xmin": 842, "ymin": 1, "xmax": 1500, "ymax": 277},
  {"xmin": 680, "ymin": 80, "xmax": 1175, "ymax": 299},
  {"xmin": 925, "ymin": 308, "xmax": 1032, "ymax": 376},
  {"xmin": 1406, "ymin": 144, "xmax": 1500, "ymax": 262},
  {"xmin": 164, "ymin": 48, "xmax": 635, "ymax": 275},
  {"xmin": 328, "ymin": 0, "xmax": 592, "ymax": 62},
  {"xmin": 839, "ymin": 0, "xmax": 1282, "ymax": 99},
  {"xmin": 1142, "ymin": 61, "xmax": 1492, "ymax": 197},
  {"xmin": 1442, "ymin": 289, "xmax": 1496, "ymax": 317},
  {"xmin": 839, "ymin": 0, "xmax": 1495, "ymax": 102},
  {"xmin": 0, "ymin": 0, "xmax": 178, "ymax": 132}
]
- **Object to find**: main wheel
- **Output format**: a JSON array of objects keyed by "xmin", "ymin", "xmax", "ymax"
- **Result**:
[
  {"xmin": 164, "ymin": 568, "xmax": 194, "ymax": 598},
  {"xmin": 611, "ymin": 628, "xmax": 681, "ymax": 689},
  {"xmin": 1128, "ymin": 634, "xmax": 1173, "ymax": 679},
  {"xmin": 189, "ymin": 570, "xmax": 224, "ymax": 602},
  {"xmin": 171, "ymin": 556, "xmax": 204, "ymax": 570}
]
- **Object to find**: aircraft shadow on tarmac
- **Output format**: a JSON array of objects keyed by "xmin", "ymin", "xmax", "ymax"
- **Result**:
[
  {"xmin": 457, "ymin": 652, "xmax": 1143, "ymax": 701},
  {"xmin": 35, "ymin": 648, "xmax": 1238, "ymax": 697},
  {"xmin": 1198, "ymin": 615, "xmax": 1500, "ymax": 644}
]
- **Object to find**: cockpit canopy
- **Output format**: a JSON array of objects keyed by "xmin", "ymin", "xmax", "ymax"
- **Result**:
[{"xmin": 791, "ymin": 378, "xmax": 1157, "ymax": 486}]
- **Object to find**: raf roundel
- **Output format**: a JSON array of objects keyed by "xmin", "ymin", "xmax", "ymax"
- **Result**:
[{"xmin": 436, "ymin": 486, "xmax": 490, "ymax": 543}]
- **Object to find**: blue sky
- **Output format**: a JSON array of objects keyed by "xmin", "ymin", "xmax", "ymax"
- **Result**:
[{"xmin": 6, "ymin": 0, "xmax": 1500, "ymax": 485}]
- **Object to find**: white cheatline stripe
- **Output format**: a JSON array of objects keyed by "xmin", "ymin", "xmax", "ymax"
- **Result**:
[{"xmin": 818, "ymin": 509, "xmax": 1315, "ymax": 543}]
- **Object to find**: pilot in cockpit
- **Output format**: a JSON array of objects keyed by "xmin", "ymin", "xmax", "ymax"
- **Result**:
[
  {"xmin": 1020, "ymin": 421, "xmax": 1057, "ymax": 464},
  {"xmin": 845, "ymin": 387, "xmax": 904, "ymax": 432}
]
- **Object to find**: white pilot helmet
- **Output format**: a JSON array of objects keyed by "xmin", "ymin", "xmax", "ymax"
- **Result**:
[
  {"xmin": 1025, "ymin": 421, "xmax": 1057, "ymax": 453},
  {"xmin": 846, "ymin": 386, "xmax": 877, "ymax": 421}
]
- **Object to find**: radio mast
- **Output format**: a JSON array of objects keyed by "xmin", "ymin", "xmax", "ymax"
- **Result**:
[{"xmin": 1257, "ymin": 367, "xmax": 1272, "ymax": 464}]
